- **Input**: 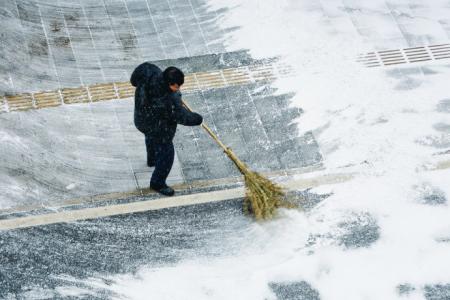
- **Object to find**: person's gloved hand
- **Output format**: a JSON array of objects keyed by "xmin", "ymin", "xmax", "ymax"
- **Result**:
[{"xmin": 192, "ymin": 113, "xmax": 203, "ymax": 126}]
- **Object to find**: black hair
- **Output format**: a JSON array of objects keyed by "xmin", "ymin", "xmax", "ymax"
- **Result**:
[{"xmin": 163, "ymin": 66, "xmax": 184, "ymax": 86}]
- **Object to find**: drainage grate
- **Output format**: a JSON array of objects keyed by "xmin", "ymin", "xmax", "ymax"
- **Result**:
[
  {"xmin": 358, "ymin": 43, "xmax": 450, "ymax": 67},
  {"xmin": 1, "ymin": 62, "xmax": 295, "ymax": 113}
]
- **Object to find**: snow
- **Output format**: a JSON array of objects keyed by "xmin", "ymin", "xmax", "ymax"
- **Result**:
[{"xmin": 63, "ymin": 0, "xmax": 450, "ymax": 299}]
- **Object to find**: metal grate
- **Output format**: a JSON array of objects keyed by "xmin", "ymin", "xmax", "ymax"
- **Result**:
[
  {"xmin": 358, "ymin": 43, "xmax": 450, "ymax": 67},
  {"xmin": 429, "ymin": 43, "xmax": 450, "ymax": 60},
  {"xmin": 1, "ymin": 62, "xmax": 294, "ymax": 113}
]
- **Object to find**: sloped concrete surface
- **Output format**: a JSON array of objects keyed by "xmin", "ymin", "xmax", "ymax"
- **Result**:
[
  {"xmin": 0, "ymin": 0, "xmax": 230, "ymax": 94},
  {"xmin": 0, "ymin": 51, "xmax": 322, "ymax": 211}
]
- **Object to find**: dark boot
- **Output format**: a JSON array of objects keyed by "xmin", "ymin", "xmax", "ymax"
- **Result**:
[
  {"xmin": 150, "ymin": 141, "xmax": 175, "ymax": 196},
  {"xmin": 150, "ymin": 184, "xmax": 175, "ymax": 196}
]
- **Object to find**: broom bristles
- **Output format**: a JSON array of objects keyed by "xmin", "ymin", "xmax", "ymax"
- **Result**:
[
  {"xmin": 180, "ymin": 100, "xmax": 295, "ymax": 220},
  {"xmin": 243, "ymin": 170, "xmax": 294, "ymax": 220},
  {"xmin": 224, "ymin": 147, "xmax": 295, "ymax": 220}
]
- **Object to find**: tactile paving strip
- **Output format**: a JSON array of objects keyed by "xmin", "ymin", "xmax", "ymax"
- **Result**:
[
  {"xmin": 358, "ymin": 43, "xmax": 450, "ymax": 68},
  {"xmin": 0, "ymin": 97, "xmax": 8, "ymax": 113},
  {"xmin": 6, "ymin": 94, "xmax": 34, "ymax": 111},
  {"xmin": 115, "ymin": 82, "xmax": 134, "ymax": 99},
  {"xmin": 61, "ymin": 87, "xmax": 90, "ymax": 104},
  {"xmin": 1, "ymin": 62, "xmax": 294, "ymax": 113},
  {"xmin": 33, "ymin": 91, "xmax": 62, "ymax": 109},
  {"xmin": 89, "ymin": 83, "xmax": 118, "ymax": 102},
  {"xmin": 222, "ymin": 67, "xmax": 252, "ymax": 85}
]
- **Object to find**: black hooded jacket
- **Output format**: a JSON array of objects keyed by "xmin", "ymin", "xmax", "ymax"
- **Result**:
[{"xmin": 131, "ymin": 62, "xmax": 203, "ymax": 143}]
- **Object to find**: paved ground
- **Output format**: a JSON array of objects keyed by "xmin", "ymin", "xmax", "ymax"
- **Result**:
[
  {"xmin": 0, "ymin": 51, "xmax": 322, "ymax": 211},
  {"xmin": 0, "ymin": 0, "xmax": 229, "ymax": 94},
  {"xmin": 0, "ymin": 199, "xmax": 248, "ymax": 299},
  {"xmin": 1, "ymin": 1, "xmax": 450, "ymax": 299},
  {"xmin": 2, "ymin": 1, "xmax": 450, "ymax": 95},
  {"xmin": 0, "ymin": 191, "xmax": 332, "ymax": 299}
]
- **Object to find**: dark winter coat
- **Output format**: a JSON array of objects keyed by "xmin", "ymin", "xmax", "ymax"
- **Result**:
[{"xmin": 131, "ymin": 62, "xmax": 203, "ymax": 143}]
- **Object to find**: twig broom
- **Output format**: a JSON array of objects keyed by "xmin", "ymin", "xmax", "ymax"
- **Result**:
[{"xmin": 182, "ymin": 100, "xmax": 295, "ymax": 220}]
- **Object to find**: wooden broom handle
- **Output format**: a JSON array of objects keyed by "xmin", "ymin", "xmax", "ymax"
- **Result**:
[
  {"xmin": 181, "ymin": 99, "xmax": 249, "ymax": 174},
  {"xmin": 181, "ymin": 99, "xmax": 229, "ymax": 153}
]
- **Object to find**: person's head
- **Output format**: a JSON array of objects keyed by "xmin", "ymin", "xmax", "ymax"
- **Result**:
[{"xmin": 163, "ymin": 66, "xmax": 184, "ymax": 92}]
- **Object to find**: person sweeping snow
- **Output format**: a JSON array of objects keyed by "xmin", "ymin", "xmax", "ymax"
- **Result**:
[
  {"xmin": 131, "ymin": 63, "xmax": 203, "ymax": 196},
  {"xmin": 131, "ymin": 63, "xmax": 294, "ymax": 219}
]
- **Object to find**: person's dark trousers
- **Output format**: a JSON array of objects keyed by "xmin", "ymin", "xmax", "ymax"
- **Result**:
[
  {"xmin": 145, "ymin": 134, "xmax": 155, "ymax": 166},
  {"xmin": 145, "ymin": 135, "xmax": 175, "ymax": 188}
]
